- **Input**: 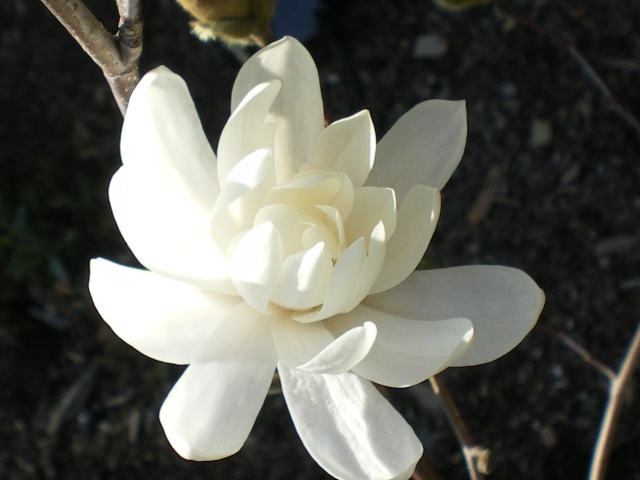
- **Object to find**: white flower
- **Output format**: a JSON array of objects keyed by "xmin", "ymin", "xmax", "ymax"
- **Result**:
[{"xmin": 89, "ymin": 36, "xmax": 544, "ymax": 480}]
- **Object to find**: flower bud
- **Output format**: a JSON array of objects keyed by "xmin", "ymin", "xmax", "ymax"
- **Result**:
[{"xmin": 176, "ymin": 0, "xmax": 275, "ymax": 46}]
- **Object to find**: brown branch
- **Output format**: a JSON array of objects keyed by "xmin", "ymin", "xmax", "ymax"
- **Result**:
[
  {"xmin": 588, "ymin": 321, "xmax": 640, "ymax": 480},
  {"xmin": 536, "ymin": 324, "xmax": 616, "ymax": 381},
  {"xmin": 429, "ymin": 375, "xmax": 492, "ymax": 480},
  {"xmin": 40, "ymin": 0, "xmax": 142, "ymax": 115},
  {"xmin": 498, "ymin": 3, "xmax": 640, "ymax": 138}
]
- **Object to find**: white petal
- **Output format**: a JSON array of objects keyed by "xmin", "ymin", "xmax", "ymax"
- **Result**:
[
  {"xmin": 357, "ymin": 221, "xmax": 387, "ymax": 299},
  {"xmin": 370, "ymin": 185, "xmax": 440, "ymax": 294},
  {"xmin": 367, "ymin": 100, "xmax": 467, "ymax": 201},
  {"xmin": 254, "ymin": 203, "xmax": 314, "ymax": 257},
  {"xmin": 326, "ymin": 304, "xmax": 473, "ymax": 387},
  {"xmin": 122, "ymin": 66, "xmax": 219, "ymax": 216},
  {"xmin": 365, "ymin": 266, "xmax": 545, "ymax": 366},
  {"xmin": 231, "ymin": 37, "xmax": 324, "ymax": 182},
  {"xmin": 88, "ymin": 258, "xmax": 240, "ymax": 365},
  {"xmin": 279, "ymin": 364, "xmax": 423, "ymax": 480},
  {"xmin": 271, "ymin": 243, "xmax": 333, "ymax": 310},
  {"xmin": 269, "ymin": 170, "xmax": 354, "ymax": 222},
  {"xmin": 345, "ymin": 187, "xmax": 397, "ymax": 243},
  {"xmin": 160, "ymin": 361, "xmax": 272, "ymax": 461},
  {"xmin": 211, "ymin": 148, "xmax": 275, "ymax": 250},
  {"xmin": 272, "ymin": 316, "xmax": 376, "ymax": 374},
  {"xmin": 217, "ymin": 81, "xmax": 280, "ymax": 185},
  {"xmin": 229, "ymin": 222, "xmax": 283, "ymax": 313},
  {"xmin": 293, "ymin": 238, "xmax": 366, "ymax": 323},
  {"xmin": 109, "ymin": 167, "xmax": 233, "ymax": 292},
  {"xmin": 304, "ymin": 110, "xmax": 376, "ymax": 188},
  {"xmin": 159, "ymin": 302, "xmax": 277, "ymax": 460}
]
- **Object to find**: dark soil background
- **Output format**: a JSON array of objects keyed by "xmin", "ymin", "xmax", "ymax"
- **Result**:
[{"xmin": 1, "ymin": 0, "xmax": 639, "ymax": 479}]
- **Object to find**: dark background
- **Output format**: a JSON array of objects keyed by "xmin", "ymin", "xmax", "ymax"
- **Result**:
[{"xmin": 1, "ymin": 0, "xmax": 639, "ymax": 478}]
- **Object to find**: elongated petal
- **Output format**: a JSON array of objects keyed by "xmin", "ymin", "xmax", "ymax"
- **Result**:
[
  {"xmin": 305, "ymin": 110, "xmax": 376, "ymax": 188},
  {"xmin": 231, "ymin": 37, "xmax": 324, "ymax": 182},
  {"xmin": 365, "ymin": 266, "xmax": 545, "ymax": 366},
  {"xmin": 325, "ymin": 304, "xmax": 472, "ymax": 387},
  {"xmin": 272, "ymin": 316, "xmax": 376, "ymax": 373},
  {"xmin": 367, "ymin": 100, "xmax": 467, "ymax": 201},
  {"xmin": 370, "ymin": 185, "xmax": 440, "ymax": 294},
  {"xmin": 88, "ymin": 258, "xmax": 241, "ymax": 365},
  {"xmin": 279, "ymin": 364, "xmax": 423, "ymax": 480},
  {"xmin": 217, "ymin": 81, "xmax": 280, "ymax": 185},
  {"xmin": 160, "ymin": 303, "xmax": 277, "ymax": 460},
  {"xmin": 109, "ymin": 167, "xmax": 233, "ymax": 292},
  {"xmin": 229, "ymin": 222, "xmax": 283, "ymax": 313},
  {"xmin": 122, "ymin": 66, "xmax": 219, "ymax": 215},
  {"xmin": 160, "ymin": 304, "xmax": 277, "ymax": 460},
  {"xmin": 160, "ymin": 361, "xmax": 273, "ymax": 460}
]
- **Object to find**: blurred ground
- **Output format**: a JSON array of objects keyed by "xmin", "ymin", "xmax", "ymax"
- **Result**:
[{"xmin": 1, "ymin": 0, "xmax": 639, "ymax": 479}]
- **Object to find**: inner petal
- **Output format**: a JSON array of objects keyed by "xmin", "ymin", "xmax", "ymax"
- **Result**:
[
  {"xmin": 268, "ymin": 170, "xmax": 354, "ymax": 220},
  {"xmin": 271, "ymin": 242, "xmax": 333, "ymax": 310},
  {"xmin": 302, "ymin": 221, "xmax": 340, "ymax": 260},
  {"xmin": 254, "ymin": 203, "xmax": 316, "ymax": 258}
]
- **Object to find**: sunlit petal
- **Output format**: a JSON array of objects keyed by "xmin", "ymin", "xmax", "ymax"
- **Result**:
[
  {"xmin": 89, "ymin": 258, "xmax": 240, "ymax": 365},
  {"xmin": 326, "ymin": 304, "xmax": 473, "ymax": 387},
  {"xmin": 367, "ymin": 100, "xmax": 467, "ymax": 201},
  {"xmin": 370, "ymin": 185, "xmax": 440, "ymax": 294},
  {"xmin": 365, "ymin": 266, "xmax": 545, "ymax": 366},
  {"xmin": 279, "ymin": 364, "xmax": 423, "ymax": 480},
  {"xmin": 231, "ymin": 37, "xmax": 324, "ymax": 182},
  {"xmin": 273, "ymin": 316, "xmax": 376, "ymax": 374}
]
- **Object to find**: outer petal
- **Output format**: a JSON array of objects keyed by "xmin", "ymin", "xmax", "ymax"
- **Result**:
[
  {"xmin": 88, "ymin": 258, "xmax": 241, "ymax": 365},
  {"xmin": 160, "ymin": 304, "xmax": 278, "ymax": 460},
  {"xmin": 122, "ymin": 66, "xmax": 219, "ymax": 216},
  {"xmin": 272, "ymin": 316, "xmax": 377, "ymax": 374},
  {"xmin": 367, "ymin": 100, "xmax": 467, "ymax": 201},
  {"xmin": 304, "ymin": 110, "xmax": 376, "ymax": 188},
  {"xmin": 325, "ymin": 304, "xmax": 473, "ymax": 387},
  {"xmin": 109, "ymin": 167, "xmax": 233, "ymax": 292},
  {"xmin": 231, "ymin": 37, "xmax": 324, "ymax": 182},
  {"xmin": 370, "ymin": 185, "xmax": 440, "ymax": 294},
  {"xmin": 279, "ymin": 364, "xmax": 423, "ymax": 480},
  {"xmin": 364, "ymin": 266, "xmax": 545, "ymax": 366}
]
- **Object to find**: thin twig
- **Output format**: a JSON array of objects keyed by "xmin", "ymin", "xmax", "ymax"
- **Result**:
[
  {"xmin": 536, "ymin": 324, "xmax": 616, "ymax": 381},
  {"xmin": 588, "ymin": 321, "xmax": 640, "ymax": 480},
  {"xmin": 429, "ymin": 375, "xmax": 488, "ymax": 480},
  {"xmin": 498, "ymin": 3, "xmax": 640, "ymax": 138},
  {"xmin": 39, "ymin": 0, "xmax": 142, "ymax": 114}
]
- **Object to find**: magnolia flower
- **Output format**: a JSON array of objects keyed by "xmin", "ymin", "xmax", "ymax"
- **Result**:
[{"xmin": 89, "ymin": 36, "xmax": 544, "ymax": 480}]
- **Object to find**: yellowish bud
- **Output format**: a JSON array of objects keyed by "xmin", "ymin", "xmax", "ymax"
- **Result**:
[{"xmin": 176, "ymin": 0, "xmax": 276, "ymax": 46}]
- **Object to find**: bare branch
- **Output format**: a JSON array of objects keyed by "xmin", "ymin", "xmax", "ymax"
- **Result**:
[
  {"xmin": 536, "ymin": 324, "xmax": 616, "ymax": 381},
  {"xmin": 40, "ymin": 0, "xmax": 142, "ymax": 114},
  {"xmin": 429, "ymin": 375, "xmax": 491, "ymax": 480},
  {"xmin": 589, "ymin": 321, "xmax": 640, "ymax": 480}
]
